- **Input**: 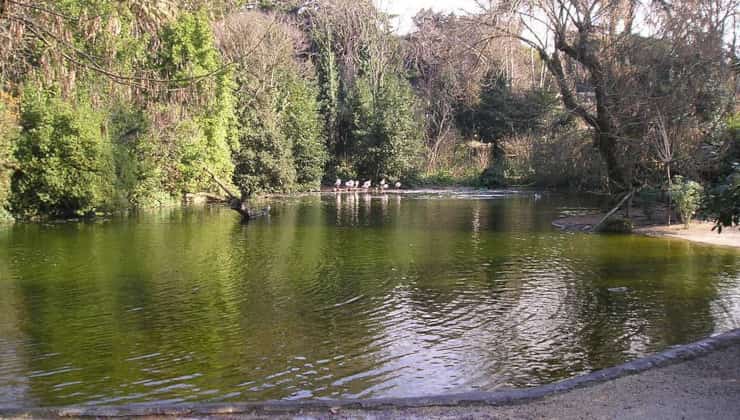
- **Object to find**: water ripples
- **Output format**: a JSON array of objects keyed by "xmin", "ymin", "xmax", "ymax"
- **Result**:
[{"xmin": 0, "ymin": 192, "xmax": 738, "ymax": 406}]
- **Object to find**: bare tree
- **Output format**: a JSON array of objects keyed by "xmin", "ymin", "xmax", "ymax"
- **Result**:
[
  {"xmin": 650, "ymin": 112, "xmax": 673, "ymax": 224},
  {"xmin": 475, "ymin": 0, "xmax": 737, "ymax": 192}
]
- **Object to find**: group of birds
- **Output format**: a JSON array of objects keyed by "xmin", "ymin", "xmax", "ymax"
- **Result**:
[{"xmin": 333, "ymin": 178, "xmax": 401, "ymax": 191}]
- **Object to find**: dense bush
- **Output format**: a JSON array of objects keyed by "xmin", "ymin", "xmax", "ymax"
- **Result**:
[
  {"xmin": 669, "ymin": 175, "xmax": 704, "ymax": 228},
  {"xmin": 0, "ymin": 92, "xmax": 18, "ymax": 222},
  {"xmin": 704, "ymin": 114, "xmax": 740, "ymax": 232},
  {"xmin": 11, "ymin": 87, "xmax": 115, "ymax": 219},
  {"xmin": 284, "ymin": 78, "xmax": 327, "ymax": 191},
  {"xmin": 159, "ymin": 11, "xmax": 236, "ymax": 195},
  {"xmin": 352, "ymin": 74, "xmax": 423, "ymax": 181},
  {"xmin": 705, "ymin": 165, "xmax": 740, "ymax": 232},
  {"xmin": 458, "ymin": 74, "xmax": 557, "ymax": 147}
]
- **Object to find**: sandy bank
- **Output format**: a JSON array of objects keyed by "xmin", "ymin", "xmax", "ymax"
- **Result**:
[{"xmin": 553, "ymin": 213, "xmax": 740, "ymax": 249}]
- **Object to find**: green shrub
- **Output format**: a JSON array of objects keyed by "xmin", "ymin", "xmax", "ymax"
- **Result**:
[
  {"xmin": 0, "ymin": 92, "xmax": 18, "ymax": 223},
  {"xmin": 11, "ymin": 87, "xmax": 115, "ymax": 219},
  {"xmin": 284, "ymin": 78, "xmax": 327, "ymax": 191},
  {"xmin": 669, "ymin": 175, "xmax": 704, "ymax": 228},
  {"xmin": 352, "ymin": 74, "xmax": 423, "ymax": 181},
  {"xmin": 704, "ymin": 165, "xmax": 740, "ymax": 232}
]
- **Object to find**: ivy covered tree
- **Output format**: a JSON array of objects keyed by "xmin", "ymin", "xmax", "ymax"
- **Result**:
[
  {"xmin": 158, "ymin": 10, "xmax": 236, "ymax": 195},
  {"xmin": 216, "ymin": 11, "xmax": 326, "ymax": 198}
]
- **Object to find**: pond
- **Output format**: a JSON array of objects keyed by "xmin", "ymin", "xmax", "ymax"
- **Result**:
[{"xmin": 0, "ymin": 190, "xmax": 738, "ymax": 407}]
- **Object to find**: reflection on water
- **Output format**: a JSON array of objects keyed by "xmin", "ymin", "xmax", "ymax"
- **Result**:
[{"xmin": 0, "ymin": 191, "xmax": 738, "ymax": 407}]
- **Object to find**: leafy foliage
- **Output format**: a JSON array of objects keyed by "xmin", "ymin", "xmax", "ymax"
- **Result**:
[
  {"xmin": 1, "ymin": 0, "xmax": 737, "ymax": 221},
  {"xmin": 705, "ymin": 166, "xmax": 740, "ymax": 232},
  {"xmin": 703, "ymin": 114, "xmax": 740, "ymax": 232},
  {"xmin": 158, "ymin": 11, "xmax": 236, "ymax": 194},
  {"xmin": 0, "ymin": 92, "xmax": 18, "ymax": 222},
  {"xmin": 352, "ymin": 74, "xmax": 422, "ymax": 180},
  {"xmin": 285, "ymin": 78, "xmax": 327, "ymax": 191},
  {"xmin": 458, "ymin": 73, "xmax": 556, "ymax": 148},
  {"xmin": 669, "ymin": 176, "xmax": 704, "ymax": 229},
  {"xmin": 11, "ymin": 86, "xmax": 115, "ymax": 218}
]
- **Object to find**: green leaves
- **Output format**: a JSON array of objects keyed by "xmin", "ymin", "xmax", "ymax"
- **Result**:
[
  {"xmin": 705, "ymin": 166, "xmax": 740, "ymax": 233},
  {"xmin": 351, "ymin": 74, "xmax": 422, "ymax": 180},
  {"xmin": 0, "ymin": 93, "xmax": 18, "ymax": 222},
  {"xmin": 11, "ymin": 86, "xmax": 115, "ymax": 218},
  {"xmin": 669, "ymin": 175, "xmax": 704, "ymax": 229}
]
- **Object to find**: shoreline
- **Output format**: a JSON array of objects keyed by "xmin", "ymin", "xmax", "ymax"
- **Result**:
[
  {"xmin": 553, "ymin": 213, "xmax": 740, "ymax": 249},
  {"xmin": 2, "ymin": 328, "xmax": 739, "ymax": 418}
]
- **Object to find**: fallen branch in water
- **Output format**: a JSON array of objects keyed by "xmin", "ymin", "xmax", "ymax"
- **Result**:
[
  {"xmin": 203, "ymin": 168, "xmax": 269, "ymax": 222},
  {"xmin": 592, "ymin": 189, "xmax": 635, "ymax": 232}
]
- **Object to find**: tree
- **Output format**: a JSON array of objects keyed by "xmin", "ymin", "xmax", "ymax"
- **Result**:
[
  {"xmin": 215, "ymin": 10, "xmax": 325, "ymax": 198},
  {"xmin": 158, "ymin": 10, "xmax": 236, "ymax": 195},
  {"xmin": 303, "ymin": 0, "xmax": 423, "ymax": 181},
  {"xmin": 284, "ymin": 77, "xmax": 327, "ymax": 191},
  {"xmin": 477, "ymin": 0, "xmax": 737, "ymax": 192},
  {"xmin": 352, "ymin": 73, "xmax": 422, "ymax": 180}
]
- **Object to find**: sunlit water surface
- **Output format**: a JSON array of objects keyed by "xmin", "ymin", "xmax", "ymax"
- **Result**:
[{"xmin": 0, "ymin": 190, "xmax": 738, "ymax": 407}]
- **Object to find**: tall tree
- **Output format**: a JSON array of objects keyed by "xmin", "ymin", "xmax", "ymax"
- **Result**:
[{"xmin": 478, "ymin": 0, "xmax": 737, "ymax": 191}]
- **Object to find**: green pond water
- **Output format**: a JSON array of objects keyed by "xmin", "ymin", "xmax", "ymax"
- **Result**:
[{"xmin": 0, "ymin": 190, "xmax": 738, "ymax": 407}]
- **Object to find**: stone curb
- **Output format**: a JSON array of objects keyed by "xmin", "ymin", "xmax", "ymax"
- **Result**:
[{"xmin": 2, "ymin": 328, "xmax": 740, "ymax": 418}]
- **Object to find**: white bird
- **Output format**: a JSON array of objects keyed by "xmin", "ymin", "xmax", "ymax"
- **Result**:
[
  {"xmin": 394, "ymin": 181, "xmax": 401, "ymax": 189},
  {"xmin": 335, "ymin": 178, "xmax": 342, "ymax": 187},
  {"xmin": 534, "ymin": 193, "xmax": 542, "ymax": 201},
  {"xmin": 345, "ymin": 180, "xmax": 354, "ymax": 188},
  {"xmin": 363, "ymin": 180, "xmax": 372, "ymax": 189}
]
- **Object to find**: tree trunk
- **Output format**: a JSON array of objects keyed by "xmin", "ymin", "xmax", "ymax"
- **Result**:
[
  {"xmin": 596, "ymin": 131, "xmax": 626, "ymax": 189},
  {"xmin": 666, "ymin": 164, "xmax": 672, "ymax": 226}
]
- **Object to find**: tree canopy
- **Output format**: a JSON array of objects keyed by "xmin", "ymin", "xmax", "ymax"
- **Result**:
[{"xmin": 0, "ymin": 0, "xmax": 737, "ymax": 228}]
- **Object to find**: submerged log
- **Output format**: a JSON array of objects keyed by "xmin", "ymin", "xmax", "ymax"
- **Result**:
[{"xmin": 204, "ymin": 168, "xmax": 270, "ymax": 222}]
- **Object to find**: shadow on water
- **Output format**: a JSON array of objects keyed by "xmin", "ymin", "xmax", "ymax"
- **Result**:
[{"xmin": 0, "ymin": 191, "xmax": 738, "ymax": 406}]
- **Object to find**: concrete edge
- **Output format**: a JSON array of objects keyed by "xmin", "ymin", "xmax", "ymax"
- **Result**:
[{"xmin": 3, "ymin": 328, "xmax": 740, "ymax": 418}]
